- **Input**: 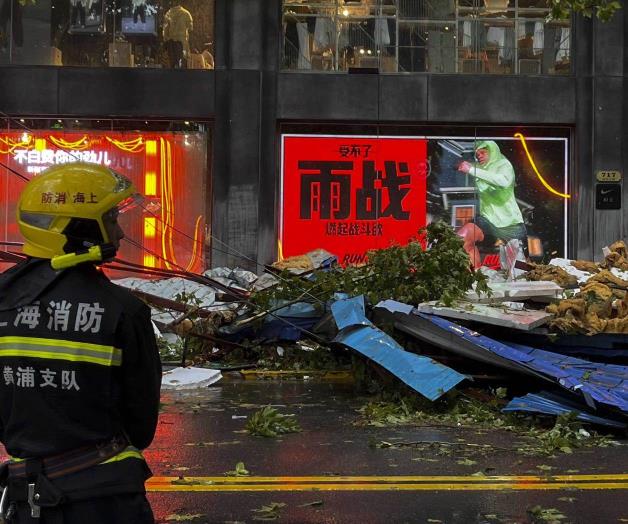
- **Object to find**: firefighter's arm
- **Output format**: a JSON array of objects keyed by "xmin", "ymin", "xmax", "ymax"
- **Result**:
[{"xmin": 117, "ymin": 305, "xmax": 162, "ymax": 450}]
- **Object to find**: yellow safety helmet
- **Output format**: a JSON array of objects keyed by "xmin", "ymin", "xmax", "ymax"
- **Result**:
[{"xmin": 17, "ymin": 162, "xmax": 138, "ymax": 259}]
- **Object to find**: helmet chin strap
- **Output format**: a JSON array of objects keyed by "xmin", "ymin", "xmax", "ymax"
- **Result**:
[{"xmin": 50, "ymin": 243, "xmax": 117, "ymax": 270}]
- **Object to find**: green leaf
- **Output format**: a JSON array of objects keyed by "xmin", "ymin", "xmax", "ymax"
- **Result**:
[
  {"xmin": 165, "ymin": 513, "xmax": 205, "ymax": 521},
  {"xmin": 225, "ymin": 461, "xmax": 250, "ymax": 476},
  {"xmin": 252, "ymin": 502, "xmax": 287, "ymax": 521},
  {"xmin": 298, "ymin": 500, "xmax": 324, "ymax": 507},
  {"xmin": 246, "ymin": 406, "xmax": 301, "ymax": 438}
]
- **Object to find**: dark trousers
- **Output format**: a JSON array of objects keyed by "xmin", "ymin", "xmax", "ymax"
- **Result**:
[
  {"xmin": 70, "ymin": 4, "xmax": 86, "ymax": 27},
  {"xmin": 8, "ymin": 493, "xmax": 154, "ymax": 523},
  {"xmin": 133, "ymin": 5, "xmax": 146, "ymax": 24},
  {"xmin": 475, "ymin": 214, "xmax": 528, "ymax": 256},
  {"xmin": 165, "ymin": 39, "xmax": 184, "ymax": 68}
]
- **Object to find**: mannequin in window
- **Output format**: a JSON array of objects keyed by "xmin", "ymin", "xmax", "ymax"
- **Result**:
[
  {"xmin": 70, "ymin": 0, "xmax": 86, "ymax": 28},
  {"xmin": 518, "ymin": 30, "xmax": 534, "ymax": 59},
  {"xmin": 283, "ymin": 5, "xmax": 312, "ymax": 70},
  {"xmin": 133, "ymin": 0, "xmax": 147, "ymax": 24},
  {"xmin": 163, "ymin": 0, "xmax": 193, "ymax": 68}
]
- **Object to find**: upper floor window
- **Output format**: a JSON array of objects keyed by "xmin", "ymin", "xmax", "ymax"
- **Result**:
[
  {"xmin": 0, "ymin": 0, "xmax": 214, "ymax": 69},
  {"xmin": 282, "ymin": 0, "xmax": 570, "ymax": 74}
]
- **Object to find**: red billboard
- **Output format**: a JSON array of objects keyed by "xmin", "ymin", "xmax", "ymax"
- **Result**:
[{"xmin": 281, "ymin": 135, "xmax": 428, "ymax": 265}]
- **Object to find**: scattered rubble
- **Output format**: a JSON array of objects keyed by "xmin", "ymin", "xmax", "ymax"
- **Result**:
[{"xmin": 104, "ymin": 223, "xmax": 627, "ymax": 432}]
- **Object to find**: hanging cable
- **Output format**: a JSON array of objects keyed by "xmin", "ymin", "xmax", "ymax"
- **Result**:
[{"xmin": 120, "ymin": 236, "xmax": 327, "ymax": 343}]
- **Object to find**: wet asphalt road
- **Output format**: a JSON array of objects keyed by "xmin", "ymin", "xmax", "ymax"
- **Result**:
[{"xmin": 146, "ymin": 379, "xmax": 628, "ymax": 524}]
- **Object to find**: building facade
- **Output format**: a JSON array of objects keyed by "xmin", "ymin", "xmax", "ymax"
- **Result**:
[{"xmin": 0, "ymin": 0, "xmax": 626, "ymax": 272}]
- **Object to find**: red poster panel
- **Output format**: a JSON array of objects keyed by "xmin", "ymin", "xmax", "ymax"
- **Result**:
[{"xmin": 281, "ymin": 135, "xmax": 427, "ymax": 265}]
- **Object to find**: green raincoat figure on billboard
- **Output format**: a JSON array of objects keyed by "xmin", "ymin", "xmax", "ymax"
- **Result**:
[{"xmin": 457, "ymin": 140, "xmax": 527, "ymax": 265}]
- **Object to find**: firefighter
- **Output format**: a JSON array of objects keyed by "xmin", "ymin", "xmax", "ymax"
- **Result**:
[{"xmin": 0, "ymin": 162, "xmax": 161, "ymax": 523}]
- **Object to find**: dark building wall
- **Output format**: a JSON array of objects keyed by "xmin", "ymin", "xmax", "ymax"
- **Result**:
[
  {"xmin": 0, "ymin": 0, "xmax": 626, "ymax": 268},
  {"xmin": 0, "ymin": 67, "xmax": 215, "ymax": 117},
  {"xmin": 211, "ymin": 0, "xmax": 280, "ymax": 270}
]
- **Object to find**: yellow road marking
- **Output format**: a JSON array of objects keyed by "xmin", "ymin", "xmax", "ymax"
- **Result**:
[
  {"xmin": 150, "ymin": 474, "xmax": 628, "ymax": 483},
  {"xmin": 146, "ymin": 474, "xmax": 628, "ymax": 493},
  {"xmin": 148, "ymin": 482, "xmax": 628, "ymax": 492}
]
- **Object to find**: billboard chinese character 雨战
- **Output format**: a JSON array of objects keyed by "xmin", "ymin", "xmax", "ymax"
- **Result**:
[
  {"xmin": 281, "ymin": 136, "xmax": 428, "ymax": 266},
  {"xmin": 281, "ymin": 134, "xmax": 568, "ymax": 267}
]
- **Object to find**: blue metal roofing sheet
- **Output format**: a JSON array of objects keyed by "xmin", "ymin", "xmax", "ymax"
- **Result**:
[
  {"xmin": 331, "ymin": 297, "xmax": 466, "ymax": 401},
  {"xmin": 503, "ymin": 391, "xmax": 627, "ymax": 429},
  {"xmin": 419, "ymin": 312, "xmax": 628, "ymax": 414}
]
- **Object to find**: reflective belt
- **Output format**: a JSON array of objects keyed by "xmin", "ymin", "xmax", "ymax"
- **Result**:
[
  {"xmin": 6, "ymin": 436, "xmax": 133, "ymax": 480},
  {"xmin": 0, "ymin": 336, "xmax": 122, "ymax": 367},
  {"xmin": 100, "ymin": 447, "xmax": 144, "ymax": 464},
  {"xmin": 10, "ymin": 447, "xmax": 144, "ymax": 467}
]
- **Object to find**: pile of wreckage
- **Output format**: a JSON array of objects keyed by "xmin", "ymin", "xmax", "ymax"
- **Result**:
[{"xmin": 114, "ymin": 235, "xmax": 628, "ymax": 432}]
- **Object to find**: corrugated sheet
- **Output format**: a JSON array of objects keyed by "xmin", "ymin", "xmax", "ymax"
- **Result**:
[
  {"xmin": 331, "ymin": 297, "xmax": 466, "ymax": 401},
  {"xmin": 419, "ymin": 312, "xmax": 628, "ymax": 414},
  {"xmin": 503, "ymin": 391, "xmax": 627, "ymax": 429}
]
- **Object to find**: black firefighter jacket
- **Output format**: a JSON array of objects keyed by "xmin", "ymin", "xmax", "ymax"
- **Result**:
[{"xmin": 0, "ymin": 259, "xmax": 162, "ymax": 496}]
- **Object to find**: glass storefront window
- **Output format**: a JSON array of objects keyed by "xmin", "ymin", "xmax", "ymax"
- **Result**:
[
  {"xmin": 0, "ymin": 119, "xmax": 210, "ymax": 274},
  {"xmin": 0, "ymin": 0, "xmax": 214, "ymax": 68},
  {"xmin": 282, "ymin": 0, "xmax": 570, "ymax": 75}
]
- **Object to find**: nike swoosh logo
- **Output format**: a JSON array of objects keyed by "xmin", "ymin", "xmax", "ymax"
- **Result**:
[{"xmin": 600, "ymin": 189, "xmax": 615, "ymax": 195}]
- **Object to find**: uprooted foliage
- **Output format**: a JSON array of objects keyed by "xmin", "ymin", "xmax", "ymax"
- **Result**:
[
  {"xmin": 355, "ymin": 390, "xmax": 617, "ymax": 456},
  {"xmin": 253, "ymin": 222, "xmax": 490, "ymax": 310}
]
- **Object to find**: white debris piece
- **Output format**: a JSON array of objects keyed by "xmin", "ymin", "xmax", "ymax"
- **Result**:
[
  {"xmin": 477, "ymin": 267, "xmax": 507, "ymax": 283},
  {"xmin": 417, "ymin": 302, "xmax": 553, "ymax": 330},
  {"xmin": 466, "ymin": 281, "xmax": 563, "ymax": 303},
  {"xmin": 253, "ymin": 273, "xmax": 279, "ymax": 291},
  {"xmin": 500, "ymin": 239, "xmax": 527, "ymax": 280},
  {"xmin": 151, "ymin": 321, "xmax": 162, "ymax": 338},
  {"xmin": 205, "ymin": 267, "xmax": 232, "ymax": 279},
  {"xmin": 203, "ymin": 267, "xmax": 254, "ymax": 291},
  {"xmin": 307, "ymin": 249, "xmax": 337, "ymax": 269},
  {"xmin": 549, "ymin": 258, "xmax": 628, "ymax": 284},
  {"xmin": 161, "ymin": 332, "xmax": 182, "ymax": 345},
  {"xmin": 502, "ymin": 301, "xmax": 526, "ymax": 311},
  {"xmin": 161, "ymin": 367, "xmax": 223, "ymax": 390},
  {"xmin": 610, "ymin": 267, "xmax": 628, "ymax": 282},
  {"xmin": 114, "ymin": 277, "xmax": 217, "ymax": 308},
  {"xmin": 549, "ymin": 258, "xmax": 593, "ymax": 284},
  {"xmin": 229, "ymin": 268, "xmax": 259, "ymax": 288}
]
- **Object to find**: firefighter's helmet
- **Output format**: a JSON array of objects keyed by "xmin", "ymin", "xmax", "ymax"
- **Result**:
[{"xmin": 17, "ymin": 162, "xmax": 138, "ymax": 259}]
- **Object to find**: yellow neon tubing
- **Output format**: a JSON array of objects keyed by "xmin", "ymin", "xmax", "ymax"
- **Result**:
[
  {"xmin": 185, "ymin": 215, "xmax": 204, "ymax": 272},
  {"xmin": 159, "ymin": 138, "xmax": 172, "ymax": 269},
  {"xmin": 105, "ymin": 136, "xmax": 144, "ymax": 153},
  {"xmin": 49, "ymin": 135, "xmax": 89, "ymax": 150},
  {"xmin": 514, "ymin": 132, "xmax": 570, "ymax": 199},
  {"xmin": 0, "ymin": 136, "xmax": 32, "ymax": 154},
  {"xmin": 166, "ymin": 142, "xmax": 176, "ymax": 266}
]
